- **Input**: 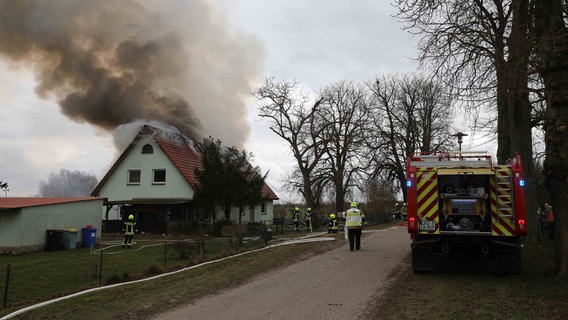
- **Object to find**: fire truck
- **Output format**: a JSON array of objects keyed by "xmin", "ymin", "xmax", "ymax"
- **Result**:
[{"xmin": 405, "ymin": 151, "xmax": 527, "ymax": 273}]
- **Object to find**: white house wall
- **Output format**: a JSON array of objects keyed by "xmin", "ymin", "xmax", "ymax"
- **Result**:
[
  {"xmin": 0, "ymin": 199, "xmax": 103, "ymax": 252},
  {"xmin": 98, "ymin": 135, "xmax": 194, "ymax": 202}
]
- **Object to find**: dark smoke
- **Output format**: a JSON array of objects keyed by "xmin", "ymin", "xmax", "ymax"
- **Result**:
[{"xmin": 0, "ymin": 0, "xmax": 264, "ymax": 147}]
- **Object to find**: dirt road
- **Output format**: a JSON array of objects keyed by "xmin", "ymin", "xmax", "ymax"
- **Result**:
[{"xmin": 153, "ymin": 226, "xmax": 409, "ymax": 320}]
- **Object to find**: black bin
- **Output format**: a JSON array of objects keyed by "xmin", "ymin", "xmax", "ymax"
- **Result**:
[{"xmin": 46, "ymin": 229, "xmax": 64, "ymax": 251}]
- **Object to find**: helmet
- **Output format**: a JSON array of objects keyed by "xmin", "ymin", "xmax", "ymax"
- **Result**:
[
  {"xmin": 350, "ymin": 202, "xmax": 358, "ymax": 208},
  {"xmin": 307, "ymin": 207, "xmax": 312, "ymax": 212},
  {"xmin": 330, "ymin": 213, "xmax": 336, "ymax": 219},
  {"xmin": 128, "ymin": 214, "xmax": 134, "ymax": 220}
]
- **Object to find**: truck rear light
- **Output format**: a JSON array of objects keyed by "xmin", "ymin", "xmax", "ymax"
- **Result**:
[
  {"xmin": 518, "ymin": 219, "xmax": 525, "ymax": 229},
  {"xmin": 408, "ymin": 217, "xmax": 416, "ymax": 231}
]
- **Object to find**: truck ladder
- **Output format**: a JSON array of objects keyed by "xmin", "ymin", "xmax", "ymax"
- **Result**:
[{"xmin": 495, "ymin": 167, "xmax": 513, "ymax": 218}]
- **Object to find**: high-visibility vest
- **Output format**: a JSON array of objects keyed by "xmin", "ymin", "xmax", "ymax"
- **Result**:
[
  {"xmin": 124, "ymin": 221, "xmax": 136, "ymax": 235},
  {"xmin": 345, "ymin": 208, "xmax": 363, "ymax": 229},
  {"xmin": 293, "ymin": 210, "xmax": 299, "ymax": 221}
]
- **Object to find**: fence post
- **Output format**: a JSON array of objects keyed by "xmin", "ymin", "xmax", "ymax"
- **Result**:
[
  {"xmin": 98, "ymin": 246, "xmax": 103, "ymax": 286},
  {"xmin": 164, "ymin": 241, "xmax": 167, "ymax": 270},
  {"xmin": 3, "ymin": 264, "xmax": 10, "ymax": 308}
]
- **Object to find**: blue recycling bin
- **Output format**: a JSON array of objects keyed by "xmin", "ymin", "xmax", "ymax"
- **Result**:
[{"xmin": 81, "ymin": 227, "xmax": 97, "ymax": 248}]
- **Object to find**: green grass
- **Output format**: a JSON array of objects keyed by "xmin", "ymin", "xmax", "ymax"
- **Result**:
[
  {"xmin": 367, "ymin": 238, "xmax": 568, "ymax": 320},
  {"xmin": 0, "ymin": 235, "xmax": 266, "ymax": 315}
]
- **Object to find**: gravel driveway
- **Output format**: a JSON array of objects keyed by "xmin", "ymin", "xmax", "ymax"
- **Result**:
[{"xmin": 153, "ymin": 226, "xmax": 409, "ymax": 320}]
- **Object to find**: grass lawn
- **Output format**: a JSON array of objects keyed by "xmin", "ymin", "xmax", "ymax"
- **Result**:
[{"xmin": 367, "ymin": 238, "xmax": 568, "ymax": 320}]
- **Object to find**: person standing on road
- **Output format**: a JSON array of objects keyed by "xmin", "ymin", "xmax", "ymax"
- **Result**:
[
  {"xmin": 328, "ymin": 213, "xmax": 339, "ymax": 233},
  {"xmin": 122, "ymin": 214, "xmax": 137, "ymax": 248},
  {"xmin": 345, "ymin": 202, "xmax": 365, "ymax": 251}
]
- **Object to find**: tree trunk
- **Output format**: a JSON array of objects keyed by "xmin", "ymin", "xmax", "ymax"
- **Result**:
[
  {"xmin": 534, "ymin": 0, "xmax": 568, "ymax": 275},
  {"xmin": 506, "ymin": 0, "xmax": 539, "ymax": 243}
]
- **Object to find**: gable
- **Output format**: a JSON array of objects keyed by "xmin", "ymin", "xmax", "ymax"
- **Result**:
[{"xmin": 92, "ymin": 125, "xmax": 279, "ymax": 200}]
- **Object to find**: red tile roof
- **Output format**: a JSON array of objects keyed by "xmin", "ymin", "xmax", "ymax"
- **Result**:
[
  {"xmin": 0, "ymin": 197, "xmax": 101, "ymax": 209},
  {"xmin": 93, "ymin": 125, "xmax": 279, "ymax": 200}
]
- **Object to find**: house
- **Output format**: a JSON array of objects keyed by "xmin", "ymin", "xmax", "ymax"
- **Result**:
[
  {"xmin": 0, "ymin": 197, "xmax": 103, "ymax": 253},
  {"xmin": 91, "ymin": 125, "xmax": 279, "ymax": 235}
]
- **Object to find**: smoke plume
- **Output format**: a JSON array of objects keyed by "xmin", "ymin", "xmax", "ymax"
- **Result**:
[{"xmin": 0, "ymin": 0, "xmax": 264, "ymax": 147}]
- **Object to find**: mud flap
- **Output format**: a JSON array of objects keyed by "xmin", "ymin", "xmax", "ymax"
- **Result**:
[{"xmin": 412, "ymin": 247, "xmax": 436, "ymax": 273}]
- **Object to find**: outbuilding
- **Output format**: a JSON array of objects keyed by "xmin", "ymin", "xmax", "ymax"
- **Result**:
[{"xmin": 0, "ymin": 197, "xmax": 103, "ymax": 253}]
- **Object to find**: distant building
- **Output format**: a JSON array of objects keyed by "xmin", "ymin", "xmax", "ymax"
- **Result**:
[
  {"xmin": 0, "ymin": 197, "xmax": 103, "ymax": 252},
  {"xmin": 91, "ymin": 125, "xmax": 278, "ymax": 235}
]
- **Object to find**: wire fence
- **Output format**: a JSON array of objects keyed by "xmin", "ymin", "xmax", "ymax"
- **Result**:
[{"xmin": 0, "ymin": 235, "xmax": 266, "ymax": 312}]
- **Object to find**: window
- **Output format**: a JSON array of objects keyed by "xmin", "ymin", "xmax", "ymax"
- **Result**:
[
  {"xmin": 261, "ymin": 202, "xmax": 266, "ymax": 215},
  {"xmin": 128, "ymin": 170, "xmax": 141, "ymax": 185},
  {"xmin": 153, "ymin": 169, "xmax": 166, "ymax": 184},
  {"xmin": 142, "ymin": 144, "xmax": 153, "ymax": 154}
]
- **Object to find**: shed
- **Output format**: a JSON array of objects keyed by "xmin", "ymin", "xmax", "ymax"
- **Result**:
[{"xmin": 0, "ymin": 197, "xmax": 103, "ymax": 253}]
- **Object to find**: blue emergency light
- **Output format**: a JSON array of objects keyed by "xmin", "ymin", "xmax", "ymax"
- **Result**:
[
  {"xmin": 406, "ymin": 179, "xmax": 413, "ymax": 188},
  {"xmin": 519, "ymin": 179, "xmax": 525, "ymax": 187}
]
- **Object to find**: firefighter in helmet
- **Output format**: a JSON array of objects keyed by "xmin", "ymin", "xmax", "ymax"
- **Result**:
[
  {"xmin": 305, "ymin": 207, "xmax": 313, "ymax": 232},
  {"xmin": 122, "ymin": 214, "xmax": 137, "ymax": 248},
  {"xmin": 292, "ymin": 207, "xmax": 300, "ymax": 231},
  {"xmin": 328, "ymin": 213, "xmax": 338, "ymax": 233},
  {"xmin": 345, "ymin": 202, "xmax": 365, "ymax": 251}
]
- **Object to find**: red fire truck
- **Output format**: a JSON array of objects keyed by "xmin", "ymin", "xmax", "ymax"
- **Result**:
[{"xmin": 405, "ymin": 151, "xmax": 527, "ymax": 273}]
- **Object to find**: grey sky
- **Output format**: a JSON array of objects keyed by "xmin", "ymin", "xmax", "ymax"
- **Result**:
[{"xmin": 0, "ymin": 1, "xmax": 417, "ymax": 201}]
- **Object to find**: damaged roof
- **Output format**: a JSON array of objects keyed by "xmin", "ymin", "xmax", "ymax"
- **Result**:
[{"xmin": 92, "ymin": 125, "xmax": 279, "ymax": 200}]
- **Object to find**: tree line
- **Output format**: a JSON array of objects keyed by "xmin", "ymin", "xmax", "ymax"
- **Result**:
[{"xmin": 254, "ymin": 75, "xmax": 455, "ymax": 214}]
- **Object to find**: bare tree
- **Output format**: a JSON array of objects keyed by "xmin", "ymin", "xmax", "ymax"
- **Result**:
[
  {"xmin": 533, "ymin": 0, "xmax": 568, "ymax": 275},
  {"xmin": 39, "ymin": 169, "xmax": 98, "ymax": 197},
  {"xmin": 393, "ymin": 0, "xmax": 533, "ymax": 169},
  {"xmin": 317, "ymin": 80, "xmax": 371, "ymax": 213},
  {"xmin": 254, "ymin": 78, "xmax": 326, "ymax": 210},
  {"xmin": 367, "ymin": 74, "xmax": 454, "ymax": 202},
  {"xmin": 363, "ymin": 175, "xmax": 398, "ymax": 224}
]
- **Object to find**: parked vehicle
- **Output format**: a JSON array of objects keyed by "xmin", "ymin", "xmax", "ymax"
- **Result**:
[{"xmin": 405, "ymin": 150, "xmax": 527, "ymax": 274}]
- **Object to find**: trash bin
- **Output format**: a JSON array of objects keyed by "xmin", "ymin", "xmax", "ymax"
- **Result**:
[
  {"xmin": 62, "ymin": 229, "xmax": 79, "ymax": 249},
  {"xmin": 46, "ymin": 229, "xmax": 64, "ymax": 251},
  {"xmin": 81, "ymin": 227, "xmax": 97, "ymax": 248}
]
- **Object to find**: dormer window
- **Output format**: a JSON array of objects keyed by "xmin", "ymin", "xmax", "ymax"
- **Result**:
[{"xmin": 142, "ymin": 144, "xmax": 154, "ymax": 154}]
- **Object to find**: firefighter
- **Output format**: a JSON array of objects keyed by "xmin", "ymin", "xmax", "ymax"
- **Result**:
[
  {"xmin": 292, "ymin": 207, "xmax": 300, "ymax": 231},
  {"xmin": 328, "ymin": 213, "xmax": 338, "ymax": 233},
  {"xmin": 541, "ymin": 202, "xmax": 554, "ymax": 239},
  {"xmin": 305, "ymin": 207, "xmax": 313, "ymax": 232},
  {"xmin": 122, "ymin": 214, "xmax": 137, "ymax": 248},
  {"xmin": 345, "ymin": 202, "xmax": 365, "ymax": 251},
  {"xmin": 393, "ymin": 202, "xmax": 400, "ymax": 220}
]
